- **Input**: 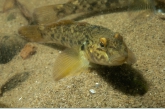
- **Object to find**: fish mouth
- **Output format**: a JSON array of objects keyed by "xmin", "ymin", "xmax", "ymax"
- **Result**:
[
  {"xmin": 109, "ymin": 55, "xmax": 127, "ymax": 66},
  {"xmin": 88, "ymin": 53, "xmax": 127, "ymax": 66},
  {"xmin": 84, "ymin": 44, "xmax": 128, "ymax": 66}
]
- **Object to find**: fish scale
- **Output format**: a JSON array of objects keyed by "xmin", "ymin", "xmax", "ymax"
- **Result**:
[
  {"xmin": 19, "ymin": 22, "xmax": 136, "ymax": 81},
  {"xmin": 18, "ymin": 20, "xmax": 134, "ymax": 67},
  {"xmin": 45, "ymin": 22, "xmax": 89, "ymax": 48},
  {"xmin": 20, "ymin": 21, "xmax": 116, "ymax": 50}
]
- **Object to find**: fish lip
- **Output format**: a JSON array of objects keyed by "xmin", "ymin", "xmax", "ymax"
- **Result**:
[
  {"xmin": 84, "ymin": 45, "xmax": 127, "ymax": 66},
  {"xmin": 108, "ymin": 54, "xmax": 127, "ymax": 66}
]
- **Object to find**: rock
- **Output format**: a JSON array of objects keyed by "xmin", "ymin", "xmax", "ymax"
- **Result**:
[
  {"xmin": 0, "ymin": 34, "xmax": 27, "ymax": 64},
  {"xmin": 20, "ymin": 43, "xmax": 37, "ymax": 59},
  {"xmin": 89, "ymin": 89, "xmax": 96, "ymax": 94}
]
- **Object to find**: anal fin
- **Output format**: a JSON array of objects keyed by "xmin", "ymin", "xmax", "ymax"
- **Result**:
[{"xmin": 53, "ymin": 48, "xmax": 89, "ymax": 81}]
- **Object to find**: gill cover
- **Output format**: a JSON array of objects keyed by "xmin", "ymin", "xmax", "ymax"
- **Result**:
[{"xmin": 84, "ymin": 33, "xmax": 136, "ymax": 66}]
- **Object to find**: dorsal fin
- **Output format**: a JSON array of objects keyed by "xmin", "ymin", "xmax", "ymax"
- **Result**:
[
  {"xmin": 46, "ymin": 20, "xmax": 89, "ymax": 29},
  {"xmin": 45, "ymin": 20, "xmax": 75, "ymax": 29}
]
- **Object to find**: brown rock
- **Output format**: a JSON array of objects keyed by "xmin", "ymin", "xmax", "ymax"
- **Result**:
[{"xmin": 20, "ymin": 43, "xmax": 37, "ymax": 59}]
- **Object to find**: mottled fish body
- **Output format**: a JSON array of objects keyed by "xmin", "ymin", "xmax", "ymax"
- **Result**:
[
  {"xmin": 18, "ymin": 0, "xmax": 156, "ymax": 80},
  {"xmin": 19, "ymin": 21, "xmax": 115, "ymax": 49},
  {"xmin": 33, "ymin": 0, "xmax": 155, "ymax": 24},
  {"xmin": 19, "ymin": 20, "xmax": 136, "ymax": 80}
]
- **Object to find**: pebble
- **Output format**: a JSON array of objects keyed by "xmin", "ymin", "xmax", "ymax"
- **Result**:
[
  {"xmin": 20, "ymin": 43, "xmax": 37, "ymax": 59},
  {"xmin": 163, "ymin": 68, "xmax": 165, "ymax": 71},
  {"xmin": 89, "ymin": 89, "xmax": 96, "ymax": 94},
  {"xmin": 95, "ymin": 83, "xmax": 100, "ymax": 88},
  {"xmin": 0, "ymin": 34, "xmax": 27, "ymax": 64}
]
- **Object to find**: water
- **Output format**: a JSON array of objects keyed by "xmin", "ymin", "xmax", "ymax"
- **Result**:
[{"xmin": 0, "ymin": 0, "xmax": 165, "ymax": 108}]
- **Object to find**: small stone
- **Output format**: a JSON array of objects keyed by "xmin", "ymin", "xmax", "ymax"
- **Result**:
[
  {"xmin": 3, "ymin": 0, "xmax": 16, "ymax": 12},
  {"xmin": 95, "ymin": 83, "xmax": 100, "ymax": 88},
  {"xmin": 89, "ymin": 89, "xmax": 96, "ymax": 94},
  {"xmin": 18, "ymin": 97, "xmax": 22, "ymax": 101},
  {"xmin": 20, "ymin": 44, "xmax": 37, "ymax": 59},
  {"xmin": 163, "ymin": 68, "xmax": 165, "ymax": 71}
]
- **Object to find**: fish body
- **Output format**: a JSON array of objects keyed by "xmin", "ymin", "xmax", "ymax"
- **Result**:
[
  {"xmin": 33, "ymin": 0, "xmax": 131, "ymax": 24},
  {"xmin": 18, "ymin": 20, "xmax": 136, "ymax": 80},
  {"xmin": 2, "ymin": 0, "xmax": 156, "ymax": 24},
  {"xmin": 33, "ymin": 0, "xmax": 155, "ymax": 24}
]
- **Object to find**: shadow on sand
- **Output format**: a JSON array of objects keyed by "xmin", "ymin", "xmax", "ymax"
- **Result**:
[{"xmin": 92, "ymin": 64, "xmax": 148, "ymax": 96}]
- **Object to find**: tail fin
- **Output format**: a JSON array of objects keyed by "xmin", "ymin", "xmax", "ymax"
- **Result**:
[
  {"xmin": 18, "ymin": 25, "xmax": 44, "ymax": 42},
  {"xmin": 127, "ymin": 0, "xmax": 156, "ymax": 23}
]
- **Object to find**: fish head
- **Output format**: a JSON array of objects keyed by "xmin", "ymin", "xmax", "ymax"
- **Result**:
[{"xmin": 84, "ymin": 33, "xmax": 136, "ymax": 66}]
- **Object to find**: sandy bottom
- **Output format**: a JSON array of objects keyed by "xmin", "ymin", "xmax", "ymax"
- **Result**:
[{"xmin": 0, "ymin": 0, "xmax": 165, "ymax": 108}]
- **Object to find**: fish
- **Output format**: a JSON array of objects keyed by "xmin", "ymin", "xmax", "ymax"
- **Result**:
[
  {"xmin": 2, "ymin": 0, "xmax": 156, "ymax": 24},
  {"xmin": 18, "ymin": 20, "xmax": 136, "ymax": 81},
  {"xmin": 32, "ymin": 0, "xmax": 156, "ymax": 24}
]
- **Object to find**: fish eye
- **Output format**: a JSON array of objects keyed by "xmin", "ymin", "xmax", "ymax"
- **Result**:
[
  {"xmin": 100, "ymin": 42, "xmax": 105, "ymax": 47},
  {"xmin": 99, "ymin": 37, "xmax": 107, "ymax": 47}
]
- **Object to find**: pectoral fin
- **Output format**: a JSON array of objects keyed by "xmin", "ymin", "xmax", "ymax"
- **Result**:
[{"xmin": 53, "ymin": 48, "xmax": 89, "ymax": 81}]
